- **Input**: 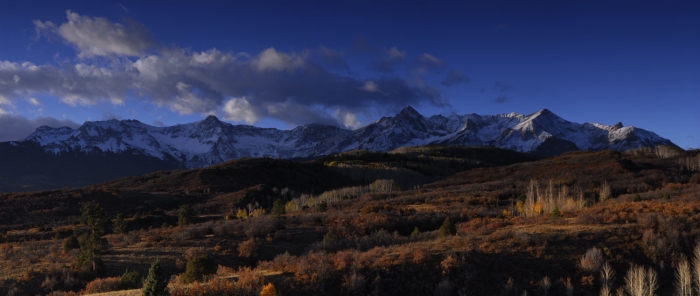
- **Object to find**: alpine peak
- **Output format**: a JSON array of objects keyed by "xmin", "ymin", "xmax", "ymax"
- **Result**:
[
  {"xmin": 202, "ymin": 115, "xmax": 221, "ymax": 123},
  {"xmin": 397, "ymin": 106, "xmax": 422, "ymax": 118},
  {"xmin": 22, "ymin": 108, "xmax": 678, "ymax": 168}
]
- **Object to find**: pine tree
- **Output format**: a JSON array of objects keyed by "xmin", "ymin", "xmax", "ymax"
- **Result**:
[
  {"xmin": 180, "ymin": 254, "xmax": 216, "ymax": 283},
  {"xmin": 142, "ymin": 260, "xmax": 168, "ymax": 296},
  {"xmin": 77, "ymin": 201, "xmax": 109, "ymax": 274},
  {"xmin": 120, "ymin": 269, "xmax": 141, "ymax": 289},
  {"xmin": 63, "ymin": 235, "xmax": 80, "ymax": 252},
  {"xmin": 438, "ymin": 216, "xmax": 456, "ymax": 237},
  {"xmin": 551, "ymin": 207, "xmax": 561, "ymax": 219},
  {"xmin": 410, "ymin": 226, "xmax": 421, "ymax": 238},
  {"xmin": 113, "ymin": 213, "xmax": 128, "ymax": 234},
  {"xmin": 80, "ymin": 201, "xmax": 107, "ymax": 234},
  {"xmin": 178, "ymin": 204, "xmax": 194, "ymax": 226},
  {"xmin": 323, "ymin": 230, "xmax": 338, "ymax": 248},
  {"xmin": 633, "ymin": 193, "xmax": 641, "ymax": 202},
  {"xmin": 271, "ymin": 199, "xmax": 286, "ymax": 219}
]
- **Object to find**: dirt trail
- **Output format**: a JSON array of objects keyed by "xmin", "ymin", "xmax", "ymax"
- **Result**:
[
  {"xmin": 509, "ymin": 220, "xmax": 633, "ymax": 235},
  {"xmin": 84, "ymin": 270, "xmax": 288, "ymax": 296},
  {"xmin": 84, "ymin": 289, "xmax": 140, "ymax": 296}
]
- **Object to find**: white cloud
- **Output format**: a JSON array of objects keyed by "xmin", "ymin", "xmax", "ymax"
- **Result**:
[
  {"xmin": 60, "ymin": 94, "xmax": 97, "ymax": 106},
  {"xmin": 28, "ymin": 97, "xmax": 41, "ymax": 106},
  {"xmin": 0, "ymin": 114, "xmax": 80, "ymax": 141},
  {"xmin": 417, "ymin": 53, "xmax": 446, "ymax": 69},
  {"xmin": 387, "ymin": 47, "xmax": 407, "ymax": 60},
  {"xmin": 252, "ymin": 48, "xmax": 304, "ymax": 71},
  {"xmin": 222, "ymin": 97, "xmax": 259, "ymax": 124},
  {"xmin": 0, "ymin": 97, "xmax": 7, "ymax": 115},
  {"xmin": 361, "ymin": 81, "xmax": 379, "ymax": 92},
  {"xmin": 375, "ymin": 47, "xmax": 408, "ymax": 73},
  {"xmin": 0, "ymin": 94, "xmax": 12, "ymax": 109},
  {"xmin": 35, "ymin": 10, "xmax": 153, "ymax": 58},
  {"xmin": 334, "ymin": 109, "xmax": 361, "ymax": 129},
  {"xmin": 0, "ymin": 46, "xmax": 443, "ymax": 127},
  {"xmin": 5, "ymin": 11, "xmax": 448, "ymax": 129},
  {"xmin": 168, "ymin": 82, "xmax": 219, "ymax": 115}
]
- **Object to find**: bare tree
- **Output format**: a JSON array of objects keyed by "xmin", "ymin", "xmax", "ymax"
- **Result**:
[
  {"xmin": 615, "ymin": 288, "xmax": 625, "ymax": 296},
  {"xmin": 601, "ymin": 262, "xmax": 616, "ymax": 289},
  {"xmin": 435, "ymin": 278, "xmax": 454, "ymax": 296},
  {"xmin": 625, "ymin": 266, "xmax": 647, "ymax": 296},
  {"xmin": 694, "ymin": 244, "xmax": 700, "ymax": 296},
  {"xmin": 646, "ymin": 268, "xmax": 658, "ymax": 296},
  {"xmin": 580, "ymin": 247, "xmax": 605, "ymax": 273},
  {"xmin": 545, "ymin": 180, "xmax": 555, "ymax": 213},
  {"xmin": 676, "ymin": 254, "xmax": 692, "ymax": 296},
  {"xmin": 600, "ymin": 181, "xmax": 611, "ymax": 202},
  {"xmin": 539, "ymin": 276, "xmax": 551, "ymax": 296},
  {"xmin": 565, "ymin": 278, "xmax": 574, "ymax": 296},
  {"xmin": 525, "ymin": 179, "xmax": 538, "ymax": 217}
]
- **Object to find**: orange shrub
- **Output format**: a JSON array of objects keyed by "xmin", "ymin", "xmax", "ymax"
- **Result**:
[
  {"xmin": 82, "ymin": 276, "xmax": 121, "ymax": 294},
  {"xmin": 236, "ymin": 266, "xmax": 265, "ymax": 295},
  {"xmin": 169, "ymin": 278, "xmax": 235, "ymax": 296},
  {"xmin": 238, "ymin": 238, "xmax": 258, "ymax": 258},
  {"xmin": 46, "ymin": 292, "xmax": 78, "ymax": 296},
  {"xmin": 332, "ymin": 250, "xmax": 356, "ymax": 271},
  {"xmin": 412, "ymin": 247, "xmax": 429, "ymax": 265},
  {"xmin": 260, "ymin": 283, "xmax": 277, "ymax": 296}
]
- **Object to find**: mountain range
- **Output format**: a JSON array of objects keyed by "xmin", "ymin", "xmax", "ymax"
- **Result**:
[
  {"xmin": 24, "ymin": 106, "xmax": 677, "ymax": 166},
  {"xmin": 0, "ymin": 107, "xmax": 677, "ymax": 192}
]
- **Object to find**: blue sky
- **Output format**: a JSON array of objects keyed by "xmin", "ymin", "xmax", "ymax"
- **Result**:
[{"xmin": 0, "ymin": 1, "xmax": 698, "ymax": 148}]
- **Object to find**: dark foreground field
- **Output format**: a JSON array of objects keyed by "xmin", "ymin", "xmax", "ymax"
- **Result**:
[{"xmin": 0, "ymin": 146, "xmax": 699, "ymax": 296}]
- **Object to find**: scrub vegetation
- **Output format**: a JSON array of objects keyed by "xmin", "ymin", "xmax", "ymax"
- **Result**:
[{"xmin": 0, "ymin": 145, "xmax": 699, "ymax": 295}]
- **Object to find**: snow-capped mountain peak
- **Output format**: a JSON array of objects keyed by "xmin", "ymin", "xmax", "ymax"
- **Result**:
[{"xmin": 23, "ymin": 107, "xmax": 678, "ymax": 168}]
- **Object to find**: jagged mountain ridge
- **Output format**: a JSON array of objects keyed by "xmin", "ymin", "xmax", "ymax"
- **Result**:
[{"xmin": 23, "ymin": 107, "xmax": 677, "ymax": 168}]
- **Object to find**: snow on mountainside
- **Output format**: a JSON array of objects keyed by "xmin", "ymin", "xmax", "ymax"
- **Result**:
[{"xmin": 23, "ymin": 107, "xmax": 678, "ymax": 168}]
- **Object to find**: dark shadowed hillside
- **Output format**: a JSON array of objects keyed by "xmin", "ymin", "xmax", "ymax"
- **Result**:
[
  {"xmin": 0, "ymin": 141, "xmax": 182, "ymax": 192},
  {"xmin": 0, "ymin": 147, "xmax": 699, "ymax": 296}
]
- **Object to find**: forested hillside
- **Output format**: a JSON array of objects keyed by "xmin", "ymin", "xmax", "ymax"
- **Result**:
[{"xmin": 0, "ymin": 146, "xmax": 698, "ymax": 295}]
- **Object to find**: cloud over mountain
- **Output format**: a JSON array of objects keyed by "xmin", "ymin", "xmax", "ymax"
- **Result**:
[
  {"xmin": 0, "ymin": 11, "xmax": 463, "ymax": 131},
  {"xmin": 34, "ymin": 10, "xmax": 154, "ymax": 58},
  {"xmin": 0, "ymin": 114, "xmax": 79, "ymax": 142}
]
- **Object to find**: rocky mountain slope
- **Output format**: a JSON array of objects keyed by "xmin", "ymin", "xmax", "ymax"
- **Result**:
[{"xmin": 21, "ymin": 107, "xmax": 677, "ymax": 169}]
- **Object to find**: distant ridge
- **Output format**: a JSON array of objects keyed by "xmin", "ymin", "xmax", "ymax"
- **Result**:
[{"xmin": 19, "ymin": 106, "xmax": 677, "ymax": 169}]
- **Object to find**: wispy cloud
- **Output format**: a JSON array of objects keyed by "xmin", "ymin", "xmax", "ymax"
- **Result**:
[
  {"xmin": 441, "ymin": 70, "xmax": 469, "ymax": 87},
  {"xmin": 5, "ymin": 11, "xmax": 457, "ymax": 132},
  {"xmin": 417, "ymin": 53, "xmax": 446, "ymax": 70},
  {"xmin": 34, "ymin": 10, "xmax": 154, "ymax": 58},
  {"xmin": 491, "ymin": 81, "xmax": 515, "ymax": 104},
  {"xmin": 0, "ymin": 114, "xmax": 80, "ymax": 141},
  {"xmin": 374, "ymin": 47, "xmax": 407, "ymax": 73}
]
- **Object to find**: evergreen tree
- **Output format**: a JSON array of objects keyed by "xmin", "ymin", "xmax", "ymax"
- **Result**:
[
  {"xmin": 80, "ymin": 201, "xmax": 107, "ymax": 235},
  {"xmin": 633, "ymin": 193, "xmax": 642, "ymax": 202},
  {"xmin": 63, "ymin": 235, "xmax": 80, "ymax": 252},
  {"xmin": 77, "ymin": 201, "xmax": 109, "ymax": 274},
  {"xmin": 316, "ymin": 201, "xmax": 328, "ymax": 212},
  {"xmin": 410, "ymin": 226, "xmax": 421, "ymax": 238},
  {"xmin": 271, "ymin": 199, "xmax": 286, "ymax": 219},
  {"xmin": 180, "ymin": 254, "xmax": 216, "ymax": 283},
  {"xmin": 178, "ymin": 204, "xmax": 194, "ymax": 226},
  {"xmin": 142, "ymin": 260, "xmax": 169, "ymax": 296},
  {"xmin": 551, "ymin": 207, "xmax": 562, "ymax": 219},
  {"xmin": 120, "ymin": 269, "xmax": 141, "ymax": 289},
  {"xmin": 113, "ymin": 213, "xmax": 128, "ymax": 234},
  {"xmin": 438, "ymin": 216, "xmax": 456, "ymax": 237},
  {"xmin": 323, "ymin": 230, "xmax": 338, "ymax": 248}
]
